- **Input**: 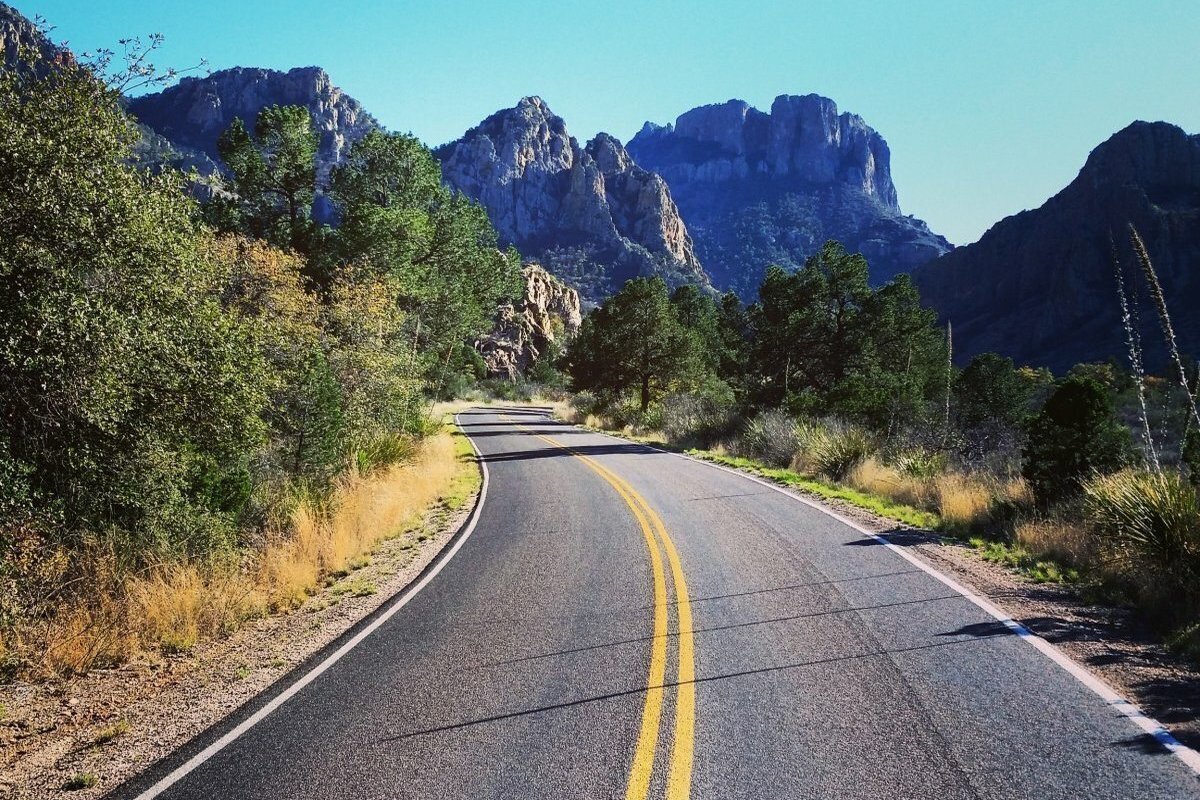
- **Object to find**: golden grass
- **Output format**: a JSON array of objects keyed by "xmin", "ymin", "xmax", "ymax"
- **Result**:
[
  {"xmin": 934, "ymin": 473, "xmax": 994, "ymax": 529},
  {"xmin": 26, "ymin": 431, "xmax": 470, "ymax": 678},
  {"xmin": 846, "ymin": 458, "xmax": 930, "ymax": 508},
  {"xmin": 847, "ymin": 459, "xmax": 1031, "ymax": 533},
  {"xmin": 1014, "ymin": 517, "xmax": 1098, "ymax": 569},
  {"xmin": 256, "ymin": 433, "xmax": 459, "ymax": 611}
]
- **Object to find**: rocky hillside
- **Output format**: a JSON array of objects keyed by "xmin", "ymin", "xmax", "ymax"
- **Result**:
[
  {"xmin": 128, "ymin": 66, "xmax": 379, "ymax": 191},
  {"xmin": 476, "ymin": 263, "xmax": 583, "ymax": 379},
  {"xmin": 436, "ymin": 97, "xmax": 709, "ymax": 300},
  {"xmin": 913, "ymin": 121, "xmax": 1200, "ymax": 373},
  {"xmin": 2, "ymin": 1, "xmax": 62, "ymax": 71},
  {"xmin": 627, "ymin": 95, "xmax": 951, "ymax": 297}
]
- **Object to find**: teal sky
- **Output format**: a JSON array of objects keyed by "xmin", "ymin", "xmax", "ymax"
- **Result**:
[{"xmin": 21, "ymin": 0, "xmax": 1200, "ymax": 245}]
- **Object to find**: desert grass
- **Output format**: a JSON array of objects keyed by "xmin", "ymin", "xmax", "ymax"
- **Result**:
[
  {"xmin": 1013, "ymin": 517, "xmax": 1098, "ymax": 569},
  {"xmin": 25, "ymin": 431, "xmax": 469, "ymax": 678}
]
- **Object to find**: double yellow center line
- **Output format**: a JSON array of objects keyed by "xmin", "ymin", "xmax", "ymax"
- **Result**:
[{"xmin": 505, "ymin": 417, "xmax": 695, "ymax": 799}]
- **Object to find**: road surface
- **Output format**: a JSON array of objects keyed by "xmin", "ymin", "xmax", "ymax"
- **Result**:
[{"xmin": 115, "ymin": 406, "xmax": 1200, "ymax": 799}]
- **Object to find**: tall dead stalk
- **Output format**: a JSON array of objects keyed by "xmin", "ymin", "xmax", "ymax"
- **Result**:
[
  {"xmin": 1129, "ymin": 224, "xmax": 1200, "ymax": 431},
  {"xmin": 1112, "ymin": 241, "xmax": 1160, "ymax": 471}
]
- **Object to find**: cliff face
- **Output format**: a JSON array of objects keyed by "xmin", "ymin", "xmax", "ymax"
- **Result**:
[
  {"xmin": 627, "ymin": 95, "xmax": 951, "ymax": 297},
  {"xmin": 128, "ymin": 66, "xmax": 379, "ymax": 188},
  {"xmin": 913, "ymin": 121, "xmax": 1200, "ymax": 373},
  {"xmin": 1, "ymin": 1, "xmax": 63, "ymax": 72},
  {"xmin": 476, "ymin": 263, "xmax": 583, "ymax": 380},
  {"xmin": 436, "ymin": 97, "xmax": 709, "ymax": 300}
]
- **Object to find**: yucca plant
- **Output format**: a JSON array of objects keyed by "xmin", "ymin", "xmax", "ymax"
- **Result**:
[
  {"xmin": 810, "ymin": 422, "xmax": 876, "ymax": 481},
  {"xmin": 1129, "ymin": 225, "xmax": 1200, "ymax": 431},
  {"xmin": 1084, "ymin": 468, "xmax": 1200, "ymax": 582}
]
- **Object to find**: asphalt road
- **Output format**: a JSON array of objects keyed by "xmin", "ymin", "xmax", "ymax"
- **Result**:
[{"xmin": 115, "ymin": 406, "xmax": 1200, "ymax": 799}]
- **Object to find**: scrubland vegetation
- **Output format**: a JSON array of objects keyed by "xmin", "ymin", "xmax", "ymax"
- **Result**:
[
  {"xmin": 549, "ymin": 238, "xmax": 1200, "ymax": 658},
  {"xmin": 0, "ymin": 44, "xmax": 509, "ymax": 678}
]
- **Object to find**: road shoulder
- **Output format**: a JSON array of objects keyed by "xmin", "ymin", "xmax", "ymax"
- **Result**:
[{"xmin": 0, "ymin": 447, "xmax": 483, "ymax": 800}]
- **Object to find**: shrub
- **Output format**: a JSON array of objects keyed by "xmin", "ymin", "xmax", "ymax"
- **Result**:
[
  {"xmin": 660, "ymin": 387, "xmax": 738, "ymax": 448},
  {"xmin": 734, "ymin": 410, "xmax": 802, "ymax": 468},
  {"xmin": 1023, "ymin": 376, "xmax": 1131, "ymax": 503},
  {"xmin": 1084, "ymin": 469, "xmax": 1200, "ymax": 583},
  {"xmin": 808, "ymin": 422, "xmax": 875, "ymax": 481}
]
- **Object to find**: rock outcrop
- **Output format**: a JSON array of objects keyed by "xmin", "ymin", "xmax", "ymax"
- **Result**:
[
  {"xmin": 128, "ymin": 66, "xmax": 379, "ymax": 190},
  {"xmin": 1, "ymin": 1, "xmax": 64, "ymax": 72},
  {"xmin": 476, "ymin": 263, "xmax": 583, "ymax": 380},
  {"xmin": 913, "ymin": 121, "xmax": 1200, "ymax": 373},
  {"xmin": 627, "ymin": 95, "xmax": 951, "ymax": 296},
  {"xmin": 436, "ymin": 97, "xmax": 709, "ymax": 300}
]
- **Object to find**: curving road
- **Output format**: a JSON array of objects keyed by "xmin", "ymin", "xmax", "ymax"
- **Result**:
[{"xmin": 115, "ymin": 406, "xmax": 1200, "ymax": 799}]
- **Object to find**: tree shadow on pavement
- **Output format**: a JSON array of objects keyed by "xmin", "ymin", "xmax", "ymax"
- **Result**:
[{"xmin": 480, "ymin": 443, "xmax": 661, "ymax": 463}]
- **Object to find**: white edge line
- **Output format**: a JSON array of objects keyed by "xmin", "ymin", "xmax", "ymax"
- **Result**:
[
  {"xmin": 551, "ymin": 412, "xmax": 1200, "ymax": 777},
  {"xmin": 134, "ymin": 412, "xmax": 491, "ymax": 800}
]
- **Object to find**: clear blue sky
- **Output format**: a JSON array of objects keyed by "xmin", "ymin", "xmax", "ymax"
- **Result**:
[{"xmin": 21, "ymin": 0, "xmax": 1200, "ymax": 245}]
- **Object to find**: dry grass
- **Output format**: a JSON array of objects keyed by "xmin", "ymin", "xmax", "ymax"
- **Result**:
[
  {"xmin": 847, "ymin": 459, "xmax": 1031, "ymax": 533},
  {"xmin": 129, "ymin": 563, "xmax": 266, "ymax": 653},
  {"xmin": 847, "ymin": 458, "xmax": 930, "ymax": 508},
  {"xmin": 25, "ymin": 432, "xmax": 467, "ymax": 678},
  {"xmin": 934, "ymin": 473, "xmax": 995, "ymax": 529},
  {"xmin": 1014, "ymin": 517, "xmax": 1099, "ymax": 569},
  {"xmin": 256, "ymin": 433, "xmax": 458, "ymax": 611}
]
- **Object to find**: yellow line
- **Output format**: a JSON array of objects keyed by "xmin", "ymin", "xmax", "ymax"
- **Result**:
[
  {"xmin": 504, "ymin": 418, "xmax": 670, "ymax": 799},
  {"xmin": 502, "ymin": 415, "xmax": 696, "ymax": 799},
  {"xmin": 578, "ymin": 455, "xmax": 696, "ymax": 800}
]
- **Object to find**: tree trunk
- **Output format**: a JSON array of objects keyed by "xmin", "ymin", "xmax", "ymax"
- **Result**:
[{"xmin": 641, "ymin": 374, "xmax": 650, "ymax": 412}]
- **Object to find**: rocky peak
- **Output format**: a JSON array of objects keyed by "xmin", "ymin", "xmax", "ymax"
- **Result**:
[
  {"xmin": 627, "ymin": 93, "xmax": 949, "ymax": 294},
  {"xmin": 912, "ymin": 120, "xmax": 1200, "ymax": 372},
  {"xmin": 476, "ymin": 263, "xmax": 583, "ymax": 380},
  {"xmin": 633, "ymin": 93, "xmax": 897, "ymax": 207},
  {"xmin": 437, "ymin": 97, "xmax": 709, "ymax": 300},
  {"xmin": 128, "ymin": 65, "xmax": 379, "ymax": 187},
  {"xmin": 1, "ymin": 2, "xmax": 64, "ymax": 72}
]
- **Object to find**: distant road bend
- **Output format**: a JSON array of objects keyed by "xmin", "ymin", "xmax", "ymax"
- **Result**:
[{"xmin": 117, "ymin": 407, "xmax": 1200, "ymax": 799}]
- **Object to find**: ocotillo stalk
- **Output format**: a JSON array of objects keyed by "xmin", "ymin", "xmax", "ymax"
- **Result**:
[
  {"xmin": 1129, "ymin": 224, "xmax": 1200, "ymax": 431},
  {"xmin": 1112, "ymin": 242, "xmax": 1159, "ymax": 471},
  {"xmin": 942, "ymin": 322, "xmax": 952, "ymax": 444}
]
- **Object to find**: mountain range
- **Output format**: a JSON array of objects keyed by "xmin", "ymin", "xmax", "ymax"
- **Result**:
[{"xmin": 5, "ymin": 0, "xmax": 1200, "ymax": 372}]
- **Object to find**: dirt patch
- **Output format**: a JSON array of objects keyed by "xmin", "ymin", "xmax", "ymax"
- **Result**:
[{"xmin": 0, "ymin": 486, "xmax": 479, "ymax": 800}]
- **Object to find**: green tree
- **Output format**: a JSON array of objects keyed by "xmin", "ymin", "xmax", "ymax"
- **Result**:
[
  {"xmin": 0, "ymin": 59, "xmax": 269, "ymax": 555},
  {"xmin": 669, "ymin": 285, "xmax": 722, "ymax": 376},
  {"xmin": 953, "ymin": 353, "xmax": 1033, "ymax": 428},
  {"xmin": 215, "ymin": 105, "xmax": 319, "ymax": 254},
  {"xmin": 1023, "ymin": 376, "xmax": 1132, "ymax": 503},
  {"xmin": 328, "ymin": 131, "xmax": 521, "ymax": 392},
  {"xmin": 565, "ymin": 277, "xmax": 694, "ymax": 411},
  {"xmin": 748, "ymin": 241, "xmax": 945, "ymax": 427}
]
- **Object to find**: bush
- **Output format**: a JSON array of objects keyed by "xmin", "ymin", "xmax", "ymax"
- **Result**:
[
  {"xmin": 660, "ymin": 386, "xmax": 739, "ymax": 448},
  {"xmin": 1023, "ymin": 376, "xmax": 1131, "ymax": 504},
  {"xmin": 733, "ymin": 410, "xmax": 803, "ymax": 468},
  {"xmin": 1084, "ymin": 469, "xmax": 1200, "ymax": 584},
  {"xmin": 806, "ymin": 422, "xmax": 875, "ymax": 481}
]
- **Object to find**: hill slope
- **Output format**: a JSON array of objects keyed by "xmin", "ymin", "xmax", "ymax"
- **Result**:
[
  {"xmin": 913, "ymin": 121, "xmax": 1200, "ymax": 372},
  {"xmin": 435, "ymin": 97, "xmax": 710, "ymax": 300}
]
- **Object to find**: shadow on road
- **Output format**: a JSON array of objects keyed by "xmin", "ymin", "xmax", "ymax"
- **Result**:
[
  {"xmin": 480, "ymin": 443, "xmax": 660, "ymax": 463},
  {"xmin": 375, "ymin": 634, "xmax": 1048, "ymax": 744},
  {"xmin": 457, "ymin": 428, "xmax": 595, "ymax": 438}
]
